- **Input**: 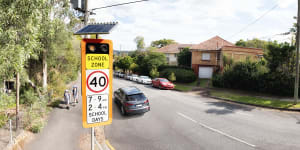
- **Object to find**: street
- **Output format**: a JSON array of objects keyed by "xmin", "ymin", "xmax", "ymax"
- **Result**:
[{"xmin": 105, "ymin": 77, "xmax": 300, "ymax": 150}]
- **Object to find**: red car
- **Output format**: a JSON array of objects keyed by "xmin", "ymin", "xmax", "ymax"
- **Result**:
[{"xmin": 152, "ymin": 78, "xmax": 175, "ymax": 89}]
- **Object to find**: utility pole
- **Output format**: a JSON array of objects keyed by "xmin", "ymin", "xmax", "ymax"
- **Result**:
[{"xmin": 294, "ymin": 0, "xmax": 300, "ymax": 104}]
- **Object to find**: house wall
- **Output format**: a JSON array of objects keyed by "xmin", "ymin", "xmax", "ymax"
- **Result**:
[
  {"xmin": 166, "ymin": 53, "xmax": 178, "ymax": 66},
  {"xmin": 222, "ymin": 46, "xmax": 263, "ymax": 62},
  {"xmin": 191, "ymin": 51, "xmax": 218, "ymax": 66}
]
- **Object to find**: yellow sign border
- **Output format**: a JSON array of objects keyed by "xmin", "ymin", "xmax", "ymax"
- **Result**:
[{"xmin": 81, "ymin": 39, "xmax": 113, "ymax": 128}]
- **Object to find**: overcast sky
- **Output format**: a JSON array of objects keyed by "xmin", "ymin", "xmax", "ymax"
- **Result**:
[{"xmin": 88, "ymin": 0, "xmax": 297, "ymax": 50}]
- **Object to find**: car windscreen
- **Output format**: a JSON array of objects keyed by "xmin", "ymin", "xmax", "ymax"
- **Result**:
[
  {"xmin": 127, "ymin": 94, "xmax": 147, "ymax": 101},
  {"xmin": 159, "ymin": 79, "xmax": 169, "ymax": 82}
]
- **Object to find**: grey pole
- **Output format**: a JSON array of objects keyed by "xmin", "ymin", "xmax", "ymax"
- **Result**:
[
  {"xmin": 91, "ymin": 127, "xmax": 95, "ymax": 150},
  {"xmin": 294, "ymin": 0, "xmax": 300, "ymax": 104},
  {"xmin": 9, "ymin": 119, "xmax": 13, "ymax": 143}
]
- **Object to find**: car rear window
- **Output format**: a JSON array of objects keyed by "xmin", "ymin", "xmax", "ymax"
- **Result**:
[
  {"xmin": 127, "ymin": 94, "xmax": 147, "ymax": 101},
  {"xmin": 159, "ymin": 79, "xmax": 169, "ymax": 82}
]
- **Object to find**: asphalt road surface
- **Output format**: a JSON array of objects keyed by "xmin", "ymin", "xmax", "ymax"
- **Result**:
[{"xmin": 105, "ymin": 77, "xmax": 300, "ymax": 150}]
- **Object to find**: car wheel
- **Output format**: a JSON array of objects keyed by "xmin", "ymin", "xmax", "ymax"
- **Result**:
[{"xmin": 120, "ymin": 105, "xmax": 127, "ymax": 116}]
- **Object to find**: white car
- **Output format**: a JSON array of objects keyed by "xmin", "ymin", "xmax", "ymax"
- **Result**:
[
  {"xmin": 138, "ymin": 76, "xmax": 152, "ymax": 84},
  {"xmin": 131, "ymin": 74, "xmax": 139, "ymax": 81}
]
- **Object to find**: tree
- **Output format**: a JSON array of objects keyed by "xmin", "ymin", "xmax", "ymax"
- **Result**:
[
  {"xmin": 0, "ymin": 0, "xmax": 46, "ymax": 130},
  {"xmin": 235, "ymin": 38, "xmax": 269, "ymax": 49},
  {"xmin": 177, "ymin": 48, "xmax": 192, "ymax": 67},
  {"xmin": 134, "ymin": 36, "xmax": 145, "ymax": 50},
  {"xmin": 264, "ymin": 42, "xmax": 295, "ymax": 74},
  {"xmin": 116, "ymin": 56, "xmax": 133, "ymax": 73},
  {"xmin": 151, "ymin": 39, "xmax": 176, "ymax": 48}
]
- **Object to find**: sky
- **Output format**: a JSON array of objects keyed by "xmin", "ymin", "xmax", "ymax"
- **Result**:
[{"xmin": 88, "ymin": 0, "xmax": 297, "ymax": 50}]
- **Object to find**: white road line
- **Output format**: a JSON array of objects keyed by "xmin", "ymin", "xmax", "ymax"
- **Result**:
[
  {"xmin": 177, "ymin": 112, "xmax": 198, "ymax": 123},
  {"xmin": 177, "ymin": 112, "xmax": 256, "ymax": 148}
]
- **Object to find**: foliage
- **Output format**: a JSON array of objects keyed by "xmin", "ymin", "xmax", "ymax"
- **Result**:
[
  {"xmin": 21, "ymin": 88, "xmax": 39, "ymax": 106},
  {"xmin": 0, "ymin": 92, "xmax": 16, "ymax": 111},
  {"xmin": 235, "ymin": 38, "xmax": 269, "ymax": 49},
  {"xmin": 158, "ymin": 65, "xmax": 193, "ymax": 71},
  {"xmin": 177, "ymin": 48, "xmax": 192, "ymax": 67},
  {"xmin": 264, "ymin": 42, "xmax": 295, "ymax": 74},
  {"xmin": 0, "ymin": 0, "xmax": 45, "ymax": 79},
  {"xmin": 132, "ymin": 51, "xmax": 167, "ymax": 75},
  {"xmin": 0, "ymin": 113, "xmax": 8, "ymax": 128},
  {"xmin": 115, "ymin": 56, "xmax": 133, "ymax": 73},
  {"xmin": 222, "ymin": 55, "xmax": 234, "ymax": 67},
  {"xmin": 160, "ymin": 68, "xmax": 196, "ymax": 83},
  {"xmin": 168, "ymin": 72, "xmax": 176, "ymax": 82},
  {"xmin": 134, "ymin": 36, "xmax": 145, "ymax": 50},
  {"xmin": 149, "ymin": 67, "xmax": 159, "ymax": 78},
  {"xmin": 151, "ymin": 39, "xmax": 176, "ymax": 48}
]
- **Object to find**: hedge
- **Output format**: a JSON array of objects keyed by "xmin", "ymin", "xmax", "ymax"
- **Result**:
[{"xmin": 160, "ymin": 68, "xmax": 196, "ymax": 83}]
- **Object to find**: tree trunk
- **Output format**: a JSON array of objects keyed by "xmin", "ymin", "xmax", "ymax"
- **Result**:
[
  {"xmin": 42, "ymin": 50, "xmax": 47, "ymax": 92},
  {"xmin": 16, "ymin": 72, "xmax": 20, "ymax": 131}
]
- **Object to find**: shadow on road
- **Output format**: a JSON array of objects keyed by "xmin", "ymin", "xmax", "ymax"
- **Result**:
[
  {"xmin": 48, "ymin": 99, "xmax": 76, "ymax": 110},
  {"xmin": 204, "ymin": 101, "xmax": 254, "ymax": 115}
]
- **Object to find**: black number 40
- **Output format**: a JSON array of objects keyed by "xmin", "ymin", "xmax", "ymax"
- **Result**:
[{"xmin": 90, "ymin": 76, "xmax": 106, "ymax": 87}]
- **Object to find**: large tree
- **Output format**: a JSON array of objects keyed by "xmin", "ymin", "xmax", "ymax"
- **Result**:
[
  {"xmin": 235, "ymin": 38, "xmax": 269, "ymax": 50},
  {"xmin": 151, "ymin": 39, "xmax": 176, "ymax": 48},
  {"xmin": 177, "ymin": 48, "xmax": 192, "ymax": 67},
  {"xmin": 134, "ymin": 36, "xmax": 145, "ymax": 50}
]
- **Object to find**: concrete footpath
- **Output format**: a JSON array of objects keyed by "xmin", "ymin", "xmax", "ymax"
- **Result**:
[{"xmin": 24, "ymin": 78, "xmax": 111, "ymax": 150}]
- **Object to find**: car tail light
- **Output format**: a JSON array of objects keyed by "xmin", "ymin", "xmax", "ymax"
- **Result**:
[
  {"xmin": 124, "ymin": 102, "xmax": 134, "ymax": 107},
  {"xmin": 144, "ymin": 99, "xmax": 149, "ymax": 104}
]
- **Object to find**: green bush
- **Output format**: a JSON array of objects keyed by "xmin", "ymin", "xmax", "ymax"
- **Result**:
[
  {"xmin": 30, "ymin": 121, "xmax": 44, "ymax": 133},
  {"xmin": 212, "ymin": 60, "xmax": 296, "ymax": 96},
  {"xmin": 21, "ymin": 88, "xmax": 39, "ymax": 106},
  {"xmin": 0, "ymin": 113, "xmax": 8, "ymax": 128},
  {"xmin": 160, "ymin": 68, "xmax": 196, "ymax": 83}
]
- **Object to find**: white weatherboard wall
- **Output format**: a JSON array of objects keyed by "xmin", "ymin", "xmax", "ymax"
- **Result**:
[{"xmin": 198, "ymin": 67, "xmax": 213, "ymax": 79}]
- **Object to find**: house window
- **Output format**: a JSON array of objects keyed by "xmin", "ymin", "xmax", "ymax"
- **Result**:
[{"xmin": 202, "ymin": 53, "xmax": 210, "ymax": 60}]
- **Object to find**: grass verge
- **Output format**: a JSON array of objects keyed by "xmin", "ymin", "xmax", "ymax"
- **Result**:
[
  {"xmin": 174, "ymin": 84, "xmax": 193, "ymax": 92},
  {"xmin": 210, "ymin": 90, "xmax": 300, "ymax": 109}
]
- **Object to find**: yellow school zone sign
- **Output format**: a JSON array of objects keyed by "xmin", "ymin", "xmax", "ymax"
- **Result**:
[{"xmin": 81, "ymin": 39, "xmax": 113, "ymax": 128}]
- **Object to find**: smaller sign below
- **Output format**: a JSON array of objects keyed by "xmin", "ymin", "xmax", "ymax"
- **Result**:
[
  {"xmin": 87, "ymin": 94, "xmax": 109, "ymax": 124},
  {"xmin": 86, "ymin": 54, "xmax": 109, "ymax": 69}
]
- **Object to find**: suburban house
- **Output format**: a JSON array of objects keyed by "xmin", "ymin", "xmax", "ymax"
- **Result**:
[
  {"xmin": 190, "ymin": 36, "xmax": 264, "ymax": 79},
  {"xmin": 156, "ymin": 44, "xmax": 193, "ymax": 65}
]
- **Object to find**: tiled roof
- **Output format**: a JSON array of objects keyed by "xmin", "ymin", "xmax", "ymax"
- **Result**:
[
  {"xmin": 156, "ymin": 44, "xmax": 194, "ymax": 54},
  {"xmin": 190, "ymin": 36, "xmax": 234, "ymax": 51}
]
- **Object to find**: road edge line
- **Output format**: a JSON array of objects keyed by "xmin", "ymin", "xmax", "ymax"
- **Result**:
[{"xmin": 105, "ymin": 140, "xmax": 115, "ymax": 150}]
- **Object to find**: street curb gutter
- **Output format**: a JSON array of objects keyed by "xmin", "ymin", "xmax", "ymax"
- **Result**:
[
  {"xmin": 105, "ymin": 140, "xmax": 115, "ymax": 150},
  {"xmin": 210, "ymin": 96, "xmax": 300, "ymax": 112}
]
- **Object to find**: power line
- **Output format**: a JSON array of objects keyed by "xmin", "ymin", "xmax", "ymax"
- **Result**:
[
  {"xmin": 227, "ymin": 2, "xmax": 279, "ymax": 40},
  {"xmin": 91, "ymin": 0, "xmax": 149, "ymax": 11}
]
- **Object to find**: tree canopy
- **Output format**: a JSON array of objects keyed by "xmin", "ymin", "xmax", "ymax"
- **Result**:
[
  {"xmin": 235, "ymin": 38, "xmax": 269, "ymax": 50},
  {"xmin": 134, "ymin": 36, "xmax": 145, "ymax": 50},
  {"xmin": 177, "ymin": 48, "xmax": 191, "ymax": 67},
  {"xmin": 151, "ymin": 39, "xmax": 176, "ymax": 48}
]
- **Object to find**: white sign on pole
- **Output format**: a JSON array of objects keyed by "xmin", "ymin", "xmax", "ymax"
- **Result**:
[{"xmin": 86, "ymin": 69, "xmax": 109, "ymax": 124}]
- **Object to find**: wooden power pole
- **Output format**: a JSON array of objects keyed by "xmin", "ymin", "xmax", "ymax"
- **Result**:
[{"xmin": 294, "ymin": 0, "xmax": 300, "ymax": 104}]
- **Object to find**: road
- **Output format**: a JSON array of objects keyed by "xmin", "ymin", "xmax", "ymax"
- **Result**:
[
  {"xmin": 105, "ymin": 77, "xmax": 300, "ymax": 150},
  {"xmin": 24, "ymin": 79, "xmax": 88, "ymax": 150}
]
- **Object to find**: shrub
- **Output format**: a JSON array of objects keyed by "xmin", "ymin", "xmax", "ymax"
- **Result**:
[
  {"xmin": 30, "ymin": 121, "xmax": 44, "ymax": 133},
  {"xmin": 0, "ymin": 113, "xmax": 8, "ymax": 128},
  {"xmin": 160, "ymin": 68, "xmax": 196, "ymax": 83},
  {"xmin": 168, "ymin": 72, "xmax": 176, "ymax": 82},
  {"xmin": 150, "ymin": 67, "xmax": 159, "ymax": 78},
  {"xmin": 21, "ymin": 88, "xmax": 39, "ymax": 106}
]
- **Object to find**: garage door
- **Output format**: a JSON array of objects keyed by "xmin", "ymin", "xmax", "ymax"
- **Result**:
[{"xmin": 198, "ymin": 67, "xmax": 213, "ymax": 79}]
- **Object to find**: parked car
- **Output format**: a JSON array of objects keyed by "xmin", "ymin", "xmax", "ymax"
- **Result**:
[
  {"xmin": 152, "ymin": 78, "xmax": 175, "ymax": 89},
  {"xmin": 129, "ymin": 74, "xmax": 138, "ymax": 81},
  {"xmin": 119, "ymin": 72, "xmax": 125, "ymax": 78},
  {"xmin": 137, "ymin": 76, "xmax": 152, "ymax": 84},
  {"xmin": 114, "ymin": 86, "xmax": 150, "ymax": 115},
  {"xmin": 125, "ymin": 74, "xmax": 132, "ymax": 80},
  {"xmin": 114, "ymin": 71, "xmax": 120, "ymax": 77},
  {"xmin": 131, "ymin": 74, "xmax": 139, "ymax": 81}
]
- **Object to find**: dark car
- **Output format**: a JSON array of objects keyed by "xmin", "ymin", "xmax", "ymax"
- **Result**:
[
  {"xmin": 152, "ymin": 78, "xmax": 175, "ymax": 89},
  {"xmin": 114, "ymin": 86, "xmax": 150, "ymax": 115}
]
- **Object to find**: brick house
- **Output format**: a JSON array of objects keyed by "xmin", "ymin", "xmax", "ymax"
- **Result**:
[
  {"xmin": 156, "ymin": 44, "xmax": 193, "ymax": 65},
  {"xmin": 190, "ymin": 36, "xmax": 263, "ymax": 79}
]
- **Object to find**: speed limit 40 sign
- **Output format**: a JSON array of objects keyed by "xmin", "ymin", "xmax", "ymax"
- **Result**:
[{"xmin": 81, "ymin": 39, "xmax": 113, "ymax": 128}]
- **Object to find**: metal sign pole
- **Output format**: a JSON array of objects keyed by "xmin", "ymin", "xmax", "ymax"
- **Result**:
[{"xmin": 91, "ymin": 127, "xmax": 95, "ymax": 150}]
